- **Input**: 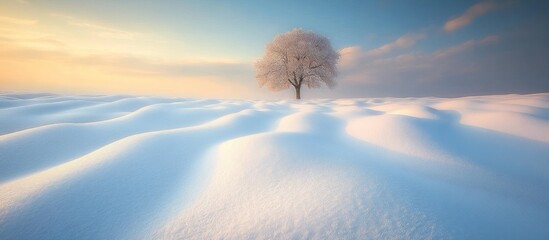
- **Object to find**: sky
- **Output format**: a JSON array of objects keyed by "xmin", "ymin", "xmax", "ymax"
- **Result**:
[{"xmin": 1, "ymin": 0, "xmax": 548, "ymax": 99}]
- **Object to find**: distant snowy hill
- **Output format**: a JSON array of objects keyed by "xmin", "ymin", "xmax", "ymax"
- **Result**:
[{"xmin": 1, "ymin": 92, "xmax": 548, "ymax": 239}]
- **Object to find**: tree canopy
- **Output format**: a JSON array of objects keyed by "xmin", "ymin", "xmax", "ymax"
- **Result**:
[{"xmin": 256, "ymin": 29, "xmax": 339, "ymax": 99}]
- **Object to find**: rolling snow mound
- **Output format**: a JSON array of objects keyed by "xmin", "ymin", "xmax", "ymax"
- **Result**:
[{"xmin": 0, "ymin": 92, "xmax": 548, "ymax": 239}]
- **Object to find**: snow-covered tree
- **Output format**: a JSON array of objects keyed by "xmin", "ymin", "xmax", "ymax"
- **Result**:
[{"xmin": 256, "ymin": 29, "xmax": 339, "ymax": 99}]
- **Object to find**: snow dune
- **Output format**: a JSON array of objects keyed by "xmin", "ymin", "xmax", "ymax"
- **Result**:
[{"xmin": 0, "ymin": 92, "xmax": 548, "ymax": 239}]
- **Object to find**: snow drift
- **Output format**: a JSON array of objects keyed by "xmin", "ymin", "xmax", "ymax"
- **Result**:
[{"xmin": 0, "ymin": 92, "xmax": 548, "ymax": 239}]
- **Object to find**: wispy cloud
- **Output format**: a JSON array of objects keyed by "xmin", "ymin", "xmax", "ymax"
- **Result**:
[
  {"xmin": 0, "ymin": 21, "xmax": 67, "ymax": 51},
  {"xmin": 0, "ymin": 36, "xmax": 66, "ymax": 50},
  {"xmin": 0, "ymin": 16, "xmax": 37, "ymax": 25},
  {"xmin": 0, "ymin": 43, "xmax": 251, "ymax": 78},
  {"xmin": 364, "ymin": 33, "xmax": 425, "ymax": 57},
  {"xmin": 434, "ymin": 35, "xmax": 499, "ymax": 58},
  {"xmin": 444, "ymin": 1, "xmax": 498, "ymax": 32},
  {"xmin": 0, "ymin": 43, "xmax": 255, "ymax": 98},
  {"xmin": 72, "ymin": 54, "xmax": 252, "ymax": 77},
  {"xmin": 338, "ymin": 46, "xmax": 363, "ymax": 69},
  {"xmin": 339, "ymin": 33, "xmax": 425, "ymax": 69},
  {"xmin": 50, "ymin": 13, "xmax": 141, "ymax": 40},
  {"xmin": 69, "ymin": 22, "xmax": 140, "ymax": 40},
  {"xmin": 338, "ymin": 35, "xmax": 500, "ymax": 90}
]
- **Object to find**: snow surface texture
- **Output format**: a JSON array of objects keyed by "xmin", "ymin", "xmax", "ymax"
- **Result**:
[{"xmin": 0, "ymin": 92, "xmax": 548, "ymax": 239}]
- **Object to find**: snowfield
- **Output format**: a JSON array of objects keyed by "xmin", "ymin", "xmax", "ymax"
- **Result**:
[{"xmin": 0, "ymin": 92, "xmax": 548, "ymax": 239}]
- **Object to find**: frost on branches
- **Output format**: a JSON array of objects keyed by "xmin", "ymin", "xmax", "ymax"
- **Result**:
[{"xmin": 256, "ymin": 29, "xmax": 339, "ymax": 99}]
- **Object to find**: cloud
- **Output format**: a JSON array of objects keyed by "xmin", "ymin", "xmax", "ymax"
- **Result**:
[
  {"xmin": 363, "ymin": 33, "xmax": 425, "ymax": 57},
  {"xmin": 0, "ymin": 43, "xmax": 251, "ymax": 78},
  {"xmin": 339, "ymin": 35, "xmax": 499, "ymax": 74},
  {"xmin": 0, "ymin": 16, "xmax": 37, "ymax": 25},
  {"xmin": 0, "ymin": 16, "xmax": 68, "ymax": 51},
  {"xmin": 339, "ymin": 33, "xmax": 425, "ymax": 69},
  {"xmin": 72, "ymin": 54, "xmax": 253, "ymax": 78},
  {"xmin": 338, "ymin": 46, "xmax": 363, "ymax": 69},
  {"xmin": 0, "ymin": 20, "xmax": 67, "ymax": 50},
  {"xmin": 336, "ymin": 35, "xmax": 500, "ymax": 96},
  {"xmin": 434, "ymin": 35, "xmax": 499, "ymax": 58},
  {"xmin": 444, "ymin": 1, "xmax": 498, "ymax": 32},
  {"xmin": 0, "ymin": 43, "xmax": 257, "ymax": 99},
  {"xmin": 0, "ymin": 34, "xmax": 67, "ymax": 49},
  {"xmin": 68, "ymin": 22, "xmax": 141, "ymax": 40},
  {"xmin": 50, "ymin": 13, "xmax": 141, "ymax": 40}
]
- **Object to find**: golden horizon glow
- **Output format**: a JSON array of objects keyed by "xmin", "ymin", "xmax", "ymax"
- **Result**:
[{"xmin": 0, "ymin": 3, "xmax": 263, "ymax": 99}]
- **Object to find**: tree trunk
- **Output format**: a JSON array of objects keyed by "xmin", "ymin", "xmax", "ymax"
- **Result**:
[{"xmin": 295, "ymin": 85, "xmax": 301, "ymax": 100}]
